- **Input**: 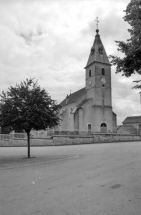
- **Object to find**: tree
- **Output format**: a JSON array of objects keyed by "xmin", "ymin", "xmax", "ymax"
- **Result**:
[
  {"xmin": 0, "ymin": 78, "xmax": 61, "ymax": 158},
  {"xmin": 1, "ymin": 126, "xmax": 12, "ymax": 134},
  {"xmin": 110, "ymin": 0, "xmax": 141, "ymax": 88}
]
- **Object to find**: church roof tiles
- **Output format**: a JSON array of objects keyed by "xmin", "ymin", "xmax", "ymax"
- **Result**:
[
  {"xmin": 60, "ymin": 87, "xmax": 86, "ymax": 107},
  {"xmin": 78, "ymin": 98, "xmax": 92, "ymax": 108}
]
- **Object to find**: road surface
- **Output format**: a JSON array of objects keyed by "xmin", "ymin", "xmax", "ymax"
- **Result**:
[{"xmin": 0, "ymin": 141, "xmax": 141, "ymax": 215}]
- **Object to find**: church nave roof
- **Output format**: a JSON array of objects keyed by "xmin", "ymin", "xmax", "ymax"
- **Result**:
[{"xmin": 60, "ymin": 87, "xmax": 86, "ymax": 107}]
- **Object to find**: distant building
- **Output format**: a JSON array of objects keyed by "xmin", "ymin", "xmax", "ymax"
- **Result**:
[
  {"xmin": 117, "ymin": 116, "xmax": 141, "ymax": 135},
  {"xmin": 56, "ymin": 28, "xmax": 117, "ymax": 133}
]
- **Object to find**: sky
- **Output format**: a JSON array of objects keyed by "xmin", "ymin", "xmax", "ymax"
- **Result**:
[{"xmin": 0, "ymin": 0, "xmax": 140, "ymax": 125}]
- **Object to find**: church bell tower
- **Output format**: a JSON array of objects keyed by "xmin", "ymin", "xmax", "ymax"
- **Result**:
[{"xmin": 85, "ymin": 18, "xmax": 113, "ymax": 132}]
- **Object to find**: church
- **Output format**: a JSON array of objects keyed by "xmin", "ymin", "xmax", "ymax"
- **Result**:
[{"xmin": 57, "ymin": 27, "xmax": 117, "ymax": 134}]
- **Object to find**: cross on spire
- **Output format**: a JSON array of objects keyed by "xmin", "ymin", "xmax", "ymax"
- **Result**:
[{"xmin": 95, "ymin": 17, "xmax": 99, "ymax": 30}]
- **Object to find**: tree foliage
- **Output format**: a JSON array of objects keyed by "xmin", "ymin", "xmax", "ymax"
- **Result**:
[
  {"xmin": 110, "ymin": 0, "xmax": 141, "ymax": 88},
  {"xmin": 0, "ymin": 78, "xmax": 61, "ymax": 157}
]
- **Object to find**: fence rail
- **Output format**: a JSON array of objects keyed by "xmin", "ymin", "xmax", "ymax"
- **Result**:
[
  {"xmin": 0, "ymin": 131, "xmax": 119, "ymax": 140},
  {"xmin": 54, "ymin": 131, "xmax": 102, "ymax": 135},
  {"xmin": 0, "ymin": 133, "xmax": 27, "ymax": 140},
  {"xmin": 0, "ymin": 134, "xmax": 11, "ymax": 140}
]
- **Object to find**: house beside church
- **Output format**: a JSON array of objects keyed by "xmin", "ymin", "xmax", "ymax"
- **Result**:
[
  {"xmin": 56, "ymin": 28, "xmax": 117, "ymax": 133},
  {"xmin": 117, "ymin": 116, "xmax": 141, "ymax": 135}
]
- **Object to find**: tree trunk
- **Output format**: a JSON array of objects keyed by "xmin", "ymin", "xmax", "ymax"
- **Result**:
[{"xmin": 27, "ymin": 131, "xmax": 30, "ymax": 158}]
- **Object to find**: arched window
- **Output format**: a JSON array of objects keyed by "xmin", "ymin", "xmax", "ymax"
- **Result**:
[
  {"xmin": 89, "ymin": 70, "xmax": 91, "ymax": 77},
  {"xmin": 102, "ymin": 68, "xmax": 105, "ymax": 76},
  {"xmin": 101, "ymin": 123, "xmax": 107, "ymax": 127}
]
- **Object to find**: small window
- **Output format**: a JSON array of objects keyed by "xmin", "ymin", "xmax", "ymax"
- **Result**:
[
  {"xmin": 102, "ymin": 68, "xmax": 105, "ymax": 76},
  {"xmin": 91, "ymin": 48, "xmax": 95, "ymax": 55},
  {"xmin": 89, "ymin": 70, "xmax": 91, "ymax": 77},
  {"xmin": 99, "ymin": 47, "xmax": 103, "ymax": 54},
  {"xmin": 88, "ymin": 124, "xmax": 91, "ymax": 134}
]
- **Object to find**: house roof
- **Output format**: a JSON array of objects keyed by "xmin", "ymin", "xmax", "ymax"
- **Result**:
[
  {"xmin": 60, "ymin": 87, "xmax": 86, "ymax": 107},
  {"xmin": 123, "ymin": 116, "xmax": 141, "ymax": 124}
]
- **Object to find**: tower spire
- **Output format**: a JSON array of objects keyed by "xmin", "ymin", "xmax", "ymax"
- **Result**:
[{"xmin": 85, "ymin": 18, "xmax": 110, "ymax": 68}]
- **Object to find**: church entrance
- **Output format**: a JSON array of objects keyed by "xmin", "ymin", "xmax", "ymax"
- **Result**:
[{"xmin": 100, "ymin": 123, "xmax": 107, "ymax": 133}]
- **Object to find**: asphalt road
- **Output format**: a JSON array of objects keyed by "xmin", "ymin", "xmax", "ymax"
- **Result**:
[{"xmin": 0, "ymin": 142, "xmax": 141, "ymax": 215}]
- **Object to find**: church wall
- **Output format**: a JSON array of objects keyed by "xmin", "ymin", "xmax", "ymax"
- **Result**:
[
  {"xmin": 76, "ymin": 104, "xmax": 114, "ymax": 133},
  {"xmin": 104, "ymin": 107, "xmax": 113, "ymax": 132},
  {"xmin": 94, "ymin": 87, "xmax": 102, "ymax": 106},
  {"xmin": 86, "ymin": 87, "xmax": 112, "ymax": 107},
  {"xmin": 86, "ymin": 64, "xmax": 95, "ymax": 79},
  {"xmin": 82, "ymin": 101, "xmax": 93, "ymax": 132},
  {"xmin": 112, "ymin": 112, "xmax": 117, "ymax": 133},
  {"xmin": 95, "ymin": 64, "xmax": 112, "ymax": 107},
  {"xmin": 86, "ymin": 62, "xmax": 112, "ymax": 107},
  {"xmin": 86, "ymin": 87, "xmax": 96, "ymax": 100},
  {"xmin": 74, "ymin": 94, "xmax": 87, "ymax": 132},
  {"xmin": 95, "ymin": 63, "xmax": 111, "ymax": 78},
  {"xmin": 85, "ymin": 63, "xmax": 96, "ymax": 100},
  {"xmin": 95, "ymin": 64, "xmax": 111, "ymax": 87},
  {"xmin": 93, "ymin": 106, "xmax": 103, "ymax": 132},
  {"xmin": 60, "ymin": 103, "xmax": 76, "ymax": 131},
  {"xmin": 92, "ymin": 106, "xmax": 113, "ymax": 132},
  {"xmin": 85, "ymin": 88, "xmax": 100, "ymax": 106},
  {"xmin": 86, "ymin": 62, "xmax": 111, "ymax": 80},
  {"xmin": 61, "ymin": 111, "xmax": 67, "ymax": 131},
  {"xmin": 60, "ymin": 93, "xmax": 87, "ymax": 132},
  {"xmin": 88, "ymin": 86, "xmax": 112, "ymax": 107},
  {"xmin": 74, "ymin": 111, "xmax": 79, "ymax": 131},
  {"xmin": 104, "ymin": 88, "xmax": 112, "ymax": 107},
  {"xmin": 69, "ymin": 113, "xmax": 75, "ymax": 131},
  {"xmin": 66, "ymin": 105, "xmax": 74, "ymax": 131}
]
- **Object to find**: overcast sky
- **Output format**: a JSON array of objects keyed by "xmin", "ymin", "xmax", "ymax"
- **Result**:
[{"xmin": 0, "ymin": 0, "xmax": 140, "ymax": 125}]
